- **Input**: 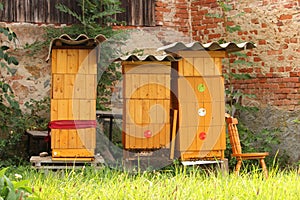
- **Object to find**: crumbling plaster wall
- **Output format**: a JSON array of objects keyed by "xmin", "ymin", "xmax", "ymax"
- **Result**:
[{"xmin": 0, "ymin": 22, "xmax": 190, "ymax": 106}]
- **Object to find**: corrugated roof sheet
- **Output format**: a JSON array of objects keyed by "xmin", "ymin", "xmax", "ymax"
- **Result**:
[
  {"xmin": 116, "ymin": 54, "xmax": 180, "ymax": 61},
  {"xmin": 157, "ymin": 41, "xmax": 256, "ymax": 53},
  {"xmin": 46, "ymin": 34, "xmax": 107, "ymax": 61}
]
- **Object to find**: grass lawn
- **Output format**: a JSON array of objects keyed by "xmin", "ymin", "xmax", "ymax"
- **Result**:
[{"xmin": 6, "ymin": 165, "xmax": 300, "ymax": 200}]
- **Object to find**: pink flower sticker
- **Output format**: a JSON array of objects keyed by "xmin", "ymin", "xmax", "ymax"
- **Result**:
[
  {"xmin": 144, "ymin": 130, "xmax": 152, "ymax": 138},
  {"xmin": 199, "ymin": 132, "xmax": 206, "ymax": 140}
]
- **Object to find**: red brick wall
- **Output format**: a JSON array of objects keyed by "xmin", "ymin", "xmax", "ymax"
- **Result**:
[{"xmin": 155, "ymin": 0, "xmax": 300, "ymax": 110}]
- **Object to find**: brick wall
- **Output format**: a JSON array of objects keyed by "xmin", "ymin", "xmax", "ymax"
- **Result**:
[{"xmin": 156, "ymin": 0, "xmax": 300, "ymax": 111}]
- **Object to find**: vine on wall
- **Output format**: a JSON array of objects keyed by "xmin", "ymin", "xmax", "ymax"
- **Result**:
[{"xmin": 209, "ymin": 0, "xmax": 288, "ymax": 169}]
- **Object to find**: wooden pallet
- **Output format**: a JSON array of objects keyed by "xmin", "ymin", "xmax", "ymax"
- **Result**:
[
  {"xmin": 30, "ymin": 155, "xmax": 105, "ymax": 170},
  {"xmin": 181, "ymin": 159, "xmax": 229, "ymax": 173}
]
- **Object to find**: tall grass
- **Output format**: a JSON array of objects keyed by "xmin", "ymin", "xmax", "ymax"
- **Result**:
[{"xmin": 7, "ymin": 166, "xmax": 300, "ymax": 200}]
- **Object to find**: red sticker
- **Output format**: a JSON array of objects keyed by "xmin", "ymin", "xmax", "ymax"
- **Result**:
[
  {"xmin": 144, "ymin": 130, "xmax": 152, "ymax": 138},
  {"xmin": 199, "ymin": 132, "xmax": 206, "ymax": 140}
]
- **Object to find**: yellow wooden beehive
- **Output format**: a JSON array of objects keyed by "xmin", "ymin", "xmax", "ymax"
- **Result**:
[
  {"xmin": 122, "ymin": 61, "xmax": 172, "ymax": 150},
  {"xmin": 119, "ymin": 53, "xmax": 225, "ymax": 160},
  {"xmin": 48, "ymin": 34, "xmax": 106, "ymax": 160},
  {"xmin": 172, "ymin": 51, "xmax": 226, "ymax": 161},
  {"xmin": 120, "ymin": 42, "xmax": 255, "ymax": 162}
]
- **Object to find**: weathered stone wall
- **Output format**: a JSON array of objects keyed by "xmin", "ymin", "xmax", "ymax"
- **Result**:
[
  {"xmin": 155, "ymin": 0, "xmax": 300, "ymax": 163},
  {"xmin": 156, "ymin": 0, "xmax": 300, "ymax": 109}
]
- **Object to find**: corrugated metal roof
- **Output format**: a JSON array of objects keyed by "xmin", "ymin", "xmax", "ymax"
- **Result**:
[
  {"xmin": 157, "ymin": 41, "xmax": 256, "ymax": 53},
  {"xmin": 116, "ymin": 54, "xmax": 180, "ymax": 61},
  {"xmin": 46, "ymin": 34, "xmax": 107, "ymax": 61}
]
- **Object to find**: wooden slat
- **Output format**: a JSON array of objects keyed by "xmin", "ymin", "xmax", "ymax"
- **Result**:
[
  {"xmin": 91, "ymin": 128, "xmax": 96, "ymax": 149},
  {"xmin": 193, "ymin": 77, "xmax": 205, "ymax": 102},
  {"xmin": 186, "ymin": 126, "xmax": 198, "ymax": 151},
  {"xmin": 177, "ymin": 60, "xmax": 184, "ymax": 76},
  {"xmin": 126, "ymin": 99, "xmax": 134, "ymax": 124},
  {"xmin": 38, "ymin": 0, "xmax": 46, "ymax": 23},
  {"xmin": 193, "ymin": 58, "xmax": 204, "ymax": 76},
  {"xmin": 33, "ymin": 0, "xmax": 38, "ymax": 24},
  {"xmin": 52, "ymin": 74, "xmax": 64, "ymax": 99},
  {"xmin": 86, "ymin": 75, "xmax": 96, "ymax": 99},
  {"xmin": 141, "ymin": 100, "xmax": 150, "ymax": 124},
  {"xmin": 88, "ymin": 49, "xmax": 97, "ymax": 75},
  {"xmin": 212, "ymin": 101, "xmax": 225, "ymax": 126},
  {"xmin": 67, "ymin": 99, "xmax": 73, "ymax": 120},
  {"xmin": 52, "ymin": 148, "xmax": 94, "ymax": 158},
  {"xmin": 46, "ymin": 0, "xmax": 51, "ymax": 23},
  {"xmin": 27, "ymin": 0, "xmax": 32, "ymax": 22},
  {"xmin": 83, "ymin": 128, "xmax": 92, "ymax": 149},
  {"xmin": 214, "ymin": 57, "xmax": 223, "ymax": 74},
  {"xmin": 67, "ymin": 49, "xmax": 79, "ymax": 74},
  {"xmin": 183, "ymin": 58, "xmax": 194, "ymax": 76},
  {"xmin": 132, "ymin": 74, "xmax": 140, "ymax": 98},
  {"xmin": 51, "ymin": 49, "xmax": 57, "ymax": 73},
  {"xmin": 177, "ymin": 78, "xmax": 189, "ymax": 103},
  {"xmin": 56, "ymin": 49, "xmax": 68, "ymax": 74},
  {"xmin": 80, "ymin": 100, "xmax": 91, "ymax": 120},
  {"xmin": 50, "ymin": 99, "xmax": 58, "ymax": 121},
  {"xmin": 124, "ymin": 74, "xmax": 130, "ymax": 98},
  {"xmin": 139, "ymin": 75, "xmax": 149, "ymax": 98},
  {"xmin": 134, "ymin": 100, "xmax": 143, "ymax": 125},
  {"xmin": 200, "ymin": 101, "xmax": 212, "ymax": 127},
  {"xmin": 59, "ymin": 129, "xmax": 69, "ymax": 148},
  {"xmin": 165, "ymin": 76, "xmax": 171, "ymax": 99},
  {"xmin": 124, "ymin": 124, "xmax": 131, "ymax": 149},
  {"xmin": 149, "ymin": 124, "xmax": 158, "ymax": 148},
  {"xmin": 163, "ymin": 100, "xmax": 170, "ymax": 123},
  {"xmin": 72, "ymin": 99, "xmax": 80, "ymax": 120},
  {"xmin": 77, "ymin": 129, "xmax": 86, "ymax": 149},
  {"xmin": 74, "ymin": 74, "xmax": 86, "ymax": 99},
  {"xmin": 18, "ymin": 0, "xmax": 25, "ymax": 22},
  {"xmin": 178, "ymin": 127, "xmax": 188, "ymax": 151},
  {"xmin": 63, "ymin": 74, "xmax": 75, "ymax": 99},
  {"xmin": 178, "ymin": 51, "xmax": 227, "ymax": 58},
  {"xmin": 90, "ymin": 100, "xmax": 96, "ymax": 120},
  {"xmin": 195, "ymin": 126, "xmax": 207, "ymax": 150},
  {"xmin": 57, "ymin": 99, "xmax": 68, "ymax": 120},
  {"xmin": 212, "ymin": 125, "xmax": 226, "ymax": 151},
  {"xmin": 205, "ymin": 77, "xmax": 224, "ymax": 101},
  {"xmin": 51, "ymin": 129, "xmax": 60, "ymax": 149},
  {"xmin": 68, "ymin": 129, "xmax": 78, "ymax": 149},
  {"xmin": 78, "ymin": 49, "xmax": 89, "ymax": 74},
  {"xmin": 122, "ymin": 62, "xmax": 171, "ymax": 74},
  {"xmin": 146, "ymin": 126, "xmax": 154, "ymax": 149},
  {"xmin": 203, "ymin": 57, "xmax": 215, "ymax": 76},
  {"xmin": 128, "ymin": 124, "xmax": 137, "ymax": 148},
  {"xmin": 153, "ymin": 100, "xmax": 162, "ymax": 122},
  {"xmin": 148, "ymin": 75, "xmax": 156, "ymax": 99}
]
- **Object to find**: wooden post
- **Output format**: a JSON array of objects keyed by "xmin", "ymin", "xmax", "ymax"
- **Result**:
[{"xmin": 170, "ymin": 109, "xmax": 178, "ymax": 160}]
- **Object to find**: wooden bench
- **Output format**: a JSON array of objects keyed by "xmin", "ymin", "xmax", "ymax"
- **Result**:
[
  {"xmin": 26, "ymin": 130, "xmax": 49, "ymax": 157},
  {"xmin": 30, "ymin": 155, "xmax": 105, "ymax": 170}
]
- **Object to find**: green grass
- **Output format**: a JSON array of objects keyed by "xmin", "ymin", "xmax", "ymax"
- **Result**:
[{"xmin": 5, "ymin": 166, "xmax": 300, "ymax": 200}]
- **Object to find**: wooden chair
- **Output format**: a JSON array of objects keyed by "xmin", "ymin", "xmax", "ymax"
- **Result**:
[{"xmin": 225, "ymin": 116, "xmax": 269, "ymax": 178}]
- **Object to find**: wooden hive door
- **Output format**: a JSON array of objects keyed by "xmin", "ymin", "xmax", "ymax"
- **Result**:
[
  {"xmin": 122, "ymin": 62, "xmax": 171, "ymax": 150},
  {"xmin": 51, "ymin": 49, "xmax": 97, "ymax": 159},
  {"xmin": 173, "ymin": 51, "xmax": 226, "ymax": 160}
]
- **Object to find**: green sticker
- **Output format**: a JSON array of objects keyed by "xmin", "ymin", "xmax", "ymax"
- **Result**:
[{"xmin": 197, "ymin": 84, "xmax": 205, "ymax": 92}]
